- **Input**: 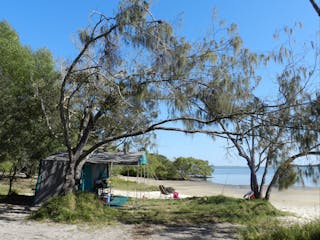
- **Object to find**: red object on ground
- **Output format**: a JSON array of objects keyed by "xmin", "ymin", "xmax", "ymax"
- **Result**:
[
  {"xmin": 250, "ymin": 193, "xmax": 255, "ymax": 199},
  {"xmin": 173, "ymin": 191, "xmax": 179, "ymax": 199}
]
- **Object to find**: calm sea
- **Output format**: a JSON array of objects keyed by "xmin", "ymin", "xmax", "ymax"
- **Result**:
[{"xmin": 210, "ymin": 166, "xmax": 320, "ymax": 187}]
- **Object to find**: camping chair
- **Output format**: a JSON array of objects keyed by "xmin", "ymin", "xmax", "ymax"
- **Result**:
[
  {"xmin": 95, "ymin": 178, "xmax": 109, "ymax": 196},
  {"xmin": 243, "ymin": 190, "xmax": 255, "ymax": 200},
  {"xmin": 159, "ymin": 185, "xmax": 175, "ymax": 198}
]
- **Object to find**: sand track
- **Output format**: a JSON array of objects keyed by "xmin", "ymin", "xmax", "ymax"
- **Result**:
[{"xmin": 0, "ymin": 203, "xmax": 238, "ymax": 240}]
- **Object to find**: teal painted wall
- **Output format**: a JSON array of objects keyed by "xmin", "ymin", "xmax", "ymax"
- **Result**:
[
  {"xmin": 81, "ymin": 163, "xmax": 93, "ymax": 191},
  {"xmin": 139, "ymin": 152, "xmax": 148, "ymax": 165},
  {"xmin": 80, "ymin": 163, "xmax": 109, "ymax": 192}
]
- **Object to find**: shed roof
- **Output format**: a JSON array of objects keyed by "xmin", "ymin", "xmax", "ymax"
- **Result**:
[{"xmin": 43, "ymin": 151, "xmax": 147, "ymax": 165}]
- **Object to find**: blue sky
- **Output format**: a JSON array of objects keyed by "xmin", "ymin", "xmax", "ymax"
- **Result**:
[{"xmin": 1, "ymin": 1, "xmax": 319, "ymax": 165}]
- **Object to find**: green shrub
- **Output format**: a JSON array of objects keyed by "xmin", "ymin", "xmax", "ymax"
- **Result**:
[
  {"xmin": 116, "ymin": 195, "xmax": 284, "ymax": 227},
  {"xmin": 30, "ymin": 192, "xmax": 119, "ymax": 224}
]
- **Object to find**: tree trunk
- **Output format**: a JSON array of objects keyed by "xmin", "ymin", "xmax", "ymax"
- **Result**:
[
  {"xmin": 249, "ymin": 117, "xmax": 261, "ymax": 198},
  {"xmin": 62, "ymin": 151, "xmax": 88, "ymax": 195},
  {"xmin": 74, "ymin": 159, "xmax": 87, "ymax": 188},
  {"xmin": 249, "ymin": 165, "xmax": 260, "ymax": 198},
  {"xmin": 264, "ymin": 179, "xmax": 275, "ymax": 201},
  {"xmin": 259, "ymin": 158, "xmax": 271, "ymax": 199},
  {"xmin": 250, "ymin": 172, "xmax": 260, "ymax": 198},
  {"xmin": 8, "ymin": 166, "xmax": 17, "ymax": 195},
  {"xmin": 259, "ymin": 168, "xmax": 267, "ymax": 196},
  {"xmin": 0, "ymin": 168, "xmax": 4, "ymax": 180},
  {"xmin": 62, "ymin": 157, "xmax": 76, "ymax": 195}
]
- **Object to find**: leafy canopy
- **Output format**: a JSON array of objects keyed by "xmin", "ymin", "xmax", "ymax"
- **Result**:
[{"xmin": 0, "ymin": 21, "xmax": 63, "ymax": 176}]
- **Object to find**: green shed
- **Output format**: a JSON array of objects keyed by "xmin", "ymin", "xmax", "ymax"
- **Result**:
[{"xmin": 34, "ymin": 151, "xmax": 147, "ymax": 204}]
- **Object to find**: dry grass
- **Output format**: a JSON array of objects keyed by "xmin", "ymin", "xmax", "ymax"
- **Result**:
[{"xmin": 0, "ymin": 177, "xmax": 36, "ymax": 195}]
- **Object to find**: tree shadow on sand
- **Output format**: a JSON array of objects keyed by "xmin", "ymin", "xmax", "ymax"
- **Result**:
[
  {"xmin": 0, "ymin": 194, "xmax": 35, "ymax": 222},
  {"xmin": 132, "ymin": 222, "xmax": 239, "ymax": 240},
  {"xmin": 0, "ymin": 193, "xmax": 34, "ymax": 206}
]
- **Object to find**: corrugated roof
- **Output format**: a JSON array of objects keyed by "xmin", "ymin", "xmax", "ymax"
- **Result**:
[{"xmin": 43, "ymin": 151, "xmax": 146, "ymax": 165}]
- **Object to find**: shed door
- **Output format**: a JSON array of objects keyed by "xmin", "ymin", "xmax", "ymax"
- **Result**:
[{"xmin": 81, "ymin": 163, "xmax": 93, "ymax": 191}]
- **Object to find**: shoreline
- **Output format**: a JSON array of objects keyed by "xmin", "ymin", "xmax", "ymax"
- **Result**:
[
  {"xmin": 194, "ymin": 179, "xmax": 320, "ymax": 191},
  {"xmin": 118, "ymin": 176, "xmax": 320, "ymax": 221}
]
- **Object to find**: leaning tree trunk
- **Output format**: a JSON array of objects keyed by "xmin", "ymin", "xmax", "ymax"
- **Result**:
[
  {"xmin": 264, "ymin": 179, "xmax": 275, "ymax": 200},
  {"xmin": 264, "ymin": 167, "xmax": 281, "ymax": 200},
  {"xmin": 259, "ymin": 158, "xmax": 271, "ymax": 200}
]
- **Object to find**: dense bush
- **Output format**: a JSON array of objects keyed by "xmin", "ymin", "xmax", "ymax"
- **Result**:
[
  {"xmin": 118, "ymin": 154, "xmax": 213, "ymax": 180},
  {"xmin": 173, "ymin": 157, "xmax": 213, "ymax": 180},
  {"xmin": 147, "ymin": 154, "xmax": 177, "ymax": 179},
  {"xmin": 116, "ymin": 153, "xmax": 175, "ymax": 179}
]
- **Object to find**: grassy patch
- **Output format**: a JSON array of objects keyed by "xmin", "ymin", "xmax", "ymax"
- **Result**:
[
  {"xmin": 31, "ymin": 193, "xmax": 285, "ymax": 237},
  {"xmin": 110, "ymin": 176, "xmax": 158, "ymax": 191},
  {"xmin": 0, "ymin": 181, "xmax": 9, "ymax": 195},
  {"xmin": 120, "ymin": 195, "xmax": 283, "ymax": 227},
  {"xmin": 250, "ymin": 220, "xmax": 320, "ymax": 240},
  {"xmin": 30, "ymin": 192, "xmax": 119, "ymax": 224},
  {"xmin": 0, "ymin": 177, "xmax": 35, "ymax": 195}
]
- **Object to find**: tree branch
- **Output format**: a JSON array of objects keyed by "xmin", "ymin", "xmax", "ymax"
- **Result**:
[
  {"xmin": 59, "ymin": 21, "xmax": 119, "ymax": 157},
  {"xmin": 310, "ymin": 0, "xmax": 320, "ymax": 16},
  {"xmin": 37, "ymin": 87, "xmax": 58, "ymax": 138},
  {"xmin": 292, "ymin": 163, "xmax": 320, "ymax": 167},
  {"xmin": 151, "ymin": 126, "xmax": 240, "ymax": 136},
  {"xmin": 265, "ymin": 149, "xmax": 320, "ymax": 199},
  {"xmin": 76, "ymin": 116, "xmax": 243, "ymax": 163},
  {"xmin": 218, "ymin": 121, "xmax": 251, "ymax": 165}
]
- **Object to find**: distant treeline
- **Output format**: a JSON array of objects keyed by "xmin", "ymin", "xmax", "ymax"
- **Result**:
[{"xmin": 116, "ymin": 154, "xmax": 214, "ymax": 180}]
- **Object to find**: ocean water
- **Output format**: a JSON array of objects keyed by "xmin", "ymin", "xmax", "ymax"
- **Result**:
[{"xmin": 210, "ymin": 166, "xmax": 320, "ymax": 187}]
